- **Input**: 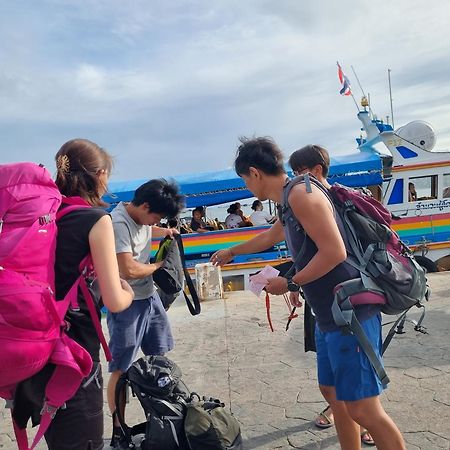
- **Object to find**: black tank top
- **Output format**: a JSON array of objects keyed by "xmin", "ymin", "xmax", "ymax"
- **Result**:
[
  {"xmin": 281, "ymin": 178, "xmax": 379, "ymax": 332},
  {"xmin": 55, "ymin": 207, "xmax": 108, "ymax": 361}
]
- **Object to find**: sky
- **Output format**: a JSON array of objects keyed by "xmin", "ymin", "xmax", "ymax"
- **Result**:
[{"xmin": 1, "ymin": 0, "xmax": 450, "ymax": 182}]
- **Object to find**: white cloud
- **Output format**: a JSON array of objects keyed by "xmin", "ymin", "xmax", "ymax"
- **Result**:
[{"xmin": 1, "ymin": 0, "xmax": 450, "ymax": 178}]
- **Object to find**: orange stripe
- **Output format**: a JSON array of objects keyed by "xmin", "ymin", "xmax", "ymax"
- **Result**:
[{"xmin": 393, "ymin": 160, "xmax": 450, "ymax": 172}]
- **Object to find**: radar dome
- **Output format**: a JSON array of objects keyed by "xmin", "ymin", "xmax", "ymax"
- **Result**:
[{"xmin": 396, "ymin": 120, "xmax": 436, "ymax": 151}]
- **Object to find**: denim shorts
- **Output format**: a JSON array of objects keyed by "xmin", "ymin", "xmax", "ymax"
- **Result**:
[
  {"xmin": 107, "ymin": 292, "xmax": 174, "ymax": 373},
  {"xmin": 315, "ymin": 313, "xmax": 385, "ymax": 401}
]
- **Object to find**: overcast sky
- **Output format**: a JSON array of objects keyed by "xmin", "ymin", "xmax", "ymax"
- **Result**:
[{"xmin": 1, "ymin": 0, "xmax": 450, "ymax": 181}]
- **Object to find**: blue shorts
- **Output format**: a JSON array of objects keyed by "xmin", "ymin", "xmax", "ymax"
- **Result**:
[
  {"xmin": 315, "ymin": 313, "xmax": 385, "ymax": 401},
  {"xmin": 107, "ymin": 292, "xmax": 174, "ymax": 373}
]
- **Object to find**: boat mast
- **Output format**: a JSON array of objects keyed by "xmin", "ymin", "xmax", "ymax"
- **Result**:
[{"xmin": 388, "ymin": 68, "xmax": 395, "ymax": 129}]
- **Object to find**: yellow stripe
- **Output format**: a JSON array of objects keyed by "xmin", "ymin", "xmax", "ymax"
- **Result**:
[{"xmin": 186, "ymin": 258, "xmax": 291, "ymax": 275}]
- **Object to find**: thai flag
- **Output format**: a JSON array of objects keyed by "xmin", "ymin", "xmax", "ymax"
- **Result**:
[{"xmin": 337, "ymin": 62, "xmax": 352, "ymax": 96}]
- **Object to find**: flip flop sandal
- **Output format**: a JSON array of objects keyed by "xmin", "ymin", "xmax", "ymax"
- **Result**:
[
  {"xmin": 314, "ymin": 406, "xmax": 334, "ymax": 429},
  {"xmin": 361, "ymin": 430, "xmax": 375, "ymax": 446}
]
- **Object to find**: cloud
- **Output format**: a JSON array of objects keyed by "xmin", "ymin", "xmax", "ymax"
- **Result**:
[{"xmin": 1, "ymin": 0, "xmax": 450, "ymax": 179}]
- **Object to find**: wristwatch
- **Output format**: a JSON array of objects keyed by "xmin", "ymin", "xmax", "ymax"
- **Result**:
[{"xmin": 286, "ymin": 277, "xmax": 300, "ymax": 292}]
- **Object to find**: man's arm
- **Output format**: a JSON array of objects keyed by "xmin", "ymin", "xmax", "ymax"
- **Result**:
[
  {"xmin": 116, "ymin": 252, "xmax": 163, "ymax": 280},
  {"xmin": 113, "ymin": 221, "xmax": 163, "ymax": 280},
  {"xmin": 152, "ymin": 225, "xmax": 178, "ymax": 238},
  {"xmin": 210, "ymin": 219, "xmax": 285, "ymax": 265}
]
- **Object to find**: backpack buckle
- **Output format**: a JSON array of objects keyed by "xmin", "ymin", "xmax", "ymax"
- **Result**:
[
  {"xmin": 41, "ymin": 402, "xmax": 58, "ymax": 419},
  {"xmin": 39, "ymin": 214, "xmax": 52, "ymax": 225},
  {"xmin": 343, "ymin": 200, "xmax": 355, "ymax": 209}
]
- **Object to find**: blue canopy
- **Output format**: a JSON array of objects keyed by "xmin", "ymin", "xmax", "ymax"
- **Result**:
[{"xmin": 105, "ymin": 151, "xmax": 383, "ymax": 208}]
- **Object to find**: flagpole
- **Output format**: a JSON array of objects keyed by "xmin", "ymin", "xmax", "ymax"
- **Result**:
[
  {"xmin": 351, "ymin": 65, "xmax": 366, "ymax": 97},
  {"xmin": 349, "ymin": 92, "xmax": 360, "ymax": 111},
  {"xmin": 388, "ymin": 69, "xmax": 395, "ymax": 129},
  {"xmin": 351, "ymin": 65, "xmax": 374, "ymax": 116}
]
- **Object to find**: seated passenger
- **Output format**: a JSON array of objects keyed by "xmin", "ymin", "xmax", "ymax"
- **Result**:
[
  {"xmin": 249, "ymin": 200, "xmax": 275, "ymax": 226},
  {"xmin": 225, "ymin": 203, "xmax": 252, "ymax": 228},
  {"xmin": 190, "ymin": 206, "xmax": 212, "ymax": 232},
  {"xmin": 408, "ymin": 182, "xmax": 417, "ymax": 202},
  {"xmin": 443, "ymin": 186, "xmax": 450, "ymax": 198}
]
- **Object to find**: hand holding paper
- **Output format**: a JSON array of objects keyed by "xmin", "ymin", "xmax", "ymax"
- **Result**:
[{"xmin": 248, "ymin": 265, "xmax": 280, "ymax": 297}]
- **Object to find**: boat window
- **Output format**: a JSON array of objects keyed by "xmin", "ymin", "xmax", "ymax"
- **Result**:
[
  {"xmin": 443, "ymin": 173, "xmax": 450, "ymax": 198},
  {"xmin": 410, "ymin": 175, "xmax": 438, "ymax": 201},
  {"xmin": 387, "ymin": 178, "xmax": 403, "ymax": 205}
]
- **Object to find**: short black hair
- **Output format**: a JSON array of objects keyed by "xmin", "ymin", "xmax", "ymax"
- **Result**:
[
  {"xmin": 132, "ymin": 179, "xmax": 185, "ymax": 218},
  {"xmin": 251, "ymin": 200, "xmax": 262, "ymax": 210},
  {"xmin": 289, "ymin": 145, "xmax": 330, "ymax": 177},
  {"xmin": 234, "ymin": 137, "xmax": 285, "ymax": 177},
  {"xmin": 227, "ymin": 203, "xmax": 240, "ymax": 214},
  {"xmin": 192, "ymin": 206, "xmax": 204, "ymax": 215}
]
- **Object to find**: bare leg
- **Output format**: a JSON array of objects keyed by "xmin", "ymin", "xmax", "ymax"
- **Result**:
[
  {"xmin": 107, "ymin": 370, "xmax": 124, "ymax": 426},
  {"xmin": 319, "ymin": 385, "xmax": 361, "ymax": 450},
  {"xmin": 316, "ymin": 404, "xmax": 374, "ymax": 445},
  {"xmin": 346, "ymin": 395, "xmax": 405, "ymax": 450}
]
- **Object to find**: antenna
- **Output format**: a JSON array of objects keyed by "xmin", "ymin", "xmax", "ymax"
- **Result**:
[{"xmin": 388, "ymin": 69, "xmax": 395, "ymax": 129}]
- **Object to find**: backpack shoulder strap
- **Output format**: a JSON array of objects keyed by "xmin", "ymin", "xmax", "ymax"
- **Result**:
[
  {"xmin": 56, "ymin": 200, "xmax": 113, "ymax": 361},
  {"xmin": 282, "ymin": 173, "xmax": 331, "ymax": 207},
  {"xmin": 56, "ymin": 196, "xmax": 92, "ymax": 220},
  {"xmin": 114, "ymin": 373, "xmax": 133, "ymax": 446},
  {"xmin": 280, "ymin": 173, "xmax": 334, "ymax": 278},
  {"xmin": 173, "ymin": 234, "xmax": 201, "ymax": 316}
]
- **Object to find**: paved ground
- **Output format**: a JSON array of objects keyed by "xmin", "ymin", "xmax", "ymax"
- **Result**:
[{"xmin": 1, "ymin": 272, "xmax": 449, "ymax": 449}]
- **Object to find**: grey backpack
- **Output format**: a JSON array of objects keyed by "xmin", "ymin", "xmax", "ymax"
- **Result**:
[
  {"xmin": 281, "ymin": 173, "xmax": 430, "ymax": 385},
  {"xmin": 184, "ymin": 394, "xmax": 243, "ymax": 450}
]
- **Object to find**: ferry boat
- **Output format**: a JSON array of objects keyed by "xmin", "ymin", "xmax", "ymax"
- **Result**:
[
  {"xmin": 106, "ymin": 105, "xmax": 450, "ymax": 288},
  {"xmin": 357, "ymin": 108, "xmax": 450, "ymax": 272}
]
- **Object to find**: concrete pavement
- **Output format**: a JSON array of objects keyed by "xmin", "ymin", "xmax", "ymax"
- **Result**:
[{"xmin": 1, "ymin": 272, "xmax": 449, "ymax": 449}]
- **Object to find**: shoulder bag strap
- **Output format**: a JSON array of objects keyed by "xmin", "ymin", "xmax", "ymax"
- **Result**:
[{"xmin": 173, "ymin": 234, "xmax": 201, "ymax": 315}]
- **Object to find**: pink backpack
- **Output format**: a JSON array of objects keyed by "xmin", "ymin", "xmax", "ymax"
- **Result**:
[{"xmin": 0, "ymin": 162, "xmax": 110, "ymax": 450}]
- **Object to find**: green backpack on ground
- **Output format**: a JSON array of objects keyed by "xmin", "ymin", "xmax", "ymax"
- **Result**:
[{"xmin": 184, "ymin": 394, "xmax": 243, "ymax": 450}]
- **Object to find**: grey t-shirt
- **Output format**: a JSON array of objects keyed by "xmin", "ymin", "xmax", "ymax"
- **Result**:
[{"xmin": 111, "ymin": 202, "xmax": 155, "ymax": 300}]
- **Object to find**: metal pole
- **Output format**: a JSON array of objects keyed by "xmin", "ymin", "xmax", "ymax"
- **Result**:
[
  {"xmin": 351, "ymin": 65, "xmax": 366, "ymax": 97},
  {"xmin": 388, "ymin": 69, "xmax": 395, "ymax": 129},
  {"xmin": 350, "ymin": 91, "xmax": 360, "ymax": 111}
]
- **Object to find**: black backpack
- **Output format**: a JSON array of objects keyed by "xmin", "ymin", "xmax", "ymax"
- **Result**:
[
  {"xmin": 115, "ymin": 356, "xmax": 190, "ymax": 450},
  {"xmin": 153, "ymin": 234, "xmax": 201, "ymax": 315}
]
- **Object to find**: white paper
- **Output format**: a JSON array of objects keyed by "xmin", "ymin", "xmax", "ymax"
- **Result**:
[{"xmin": 248, "ymin": 265, "xmax": 280, "ymax": 297}]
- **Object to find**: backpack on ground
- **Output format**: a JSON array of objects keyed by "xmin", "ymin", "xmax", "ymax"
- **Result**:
[
  {"xmin": 115, "ymin": 355, "xmax": 242, "ymax": 450},
  {"xmin": 153, "ymin": 234, "xmax": 201, "ymax": 315},
  {"xmin": 184, "ymin": 394, "xmax": 243, "ymax": 450},
  {"xmin": 0, "ymin": 162, "xmax": 110, "ymax": 450},
  {"xmin": 115, "ymin": 355, "xmax": 191, "ymax": 450},
  {"xmin": 281, "ymin": 173, "xmax": 429, "ymax": 385}
]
